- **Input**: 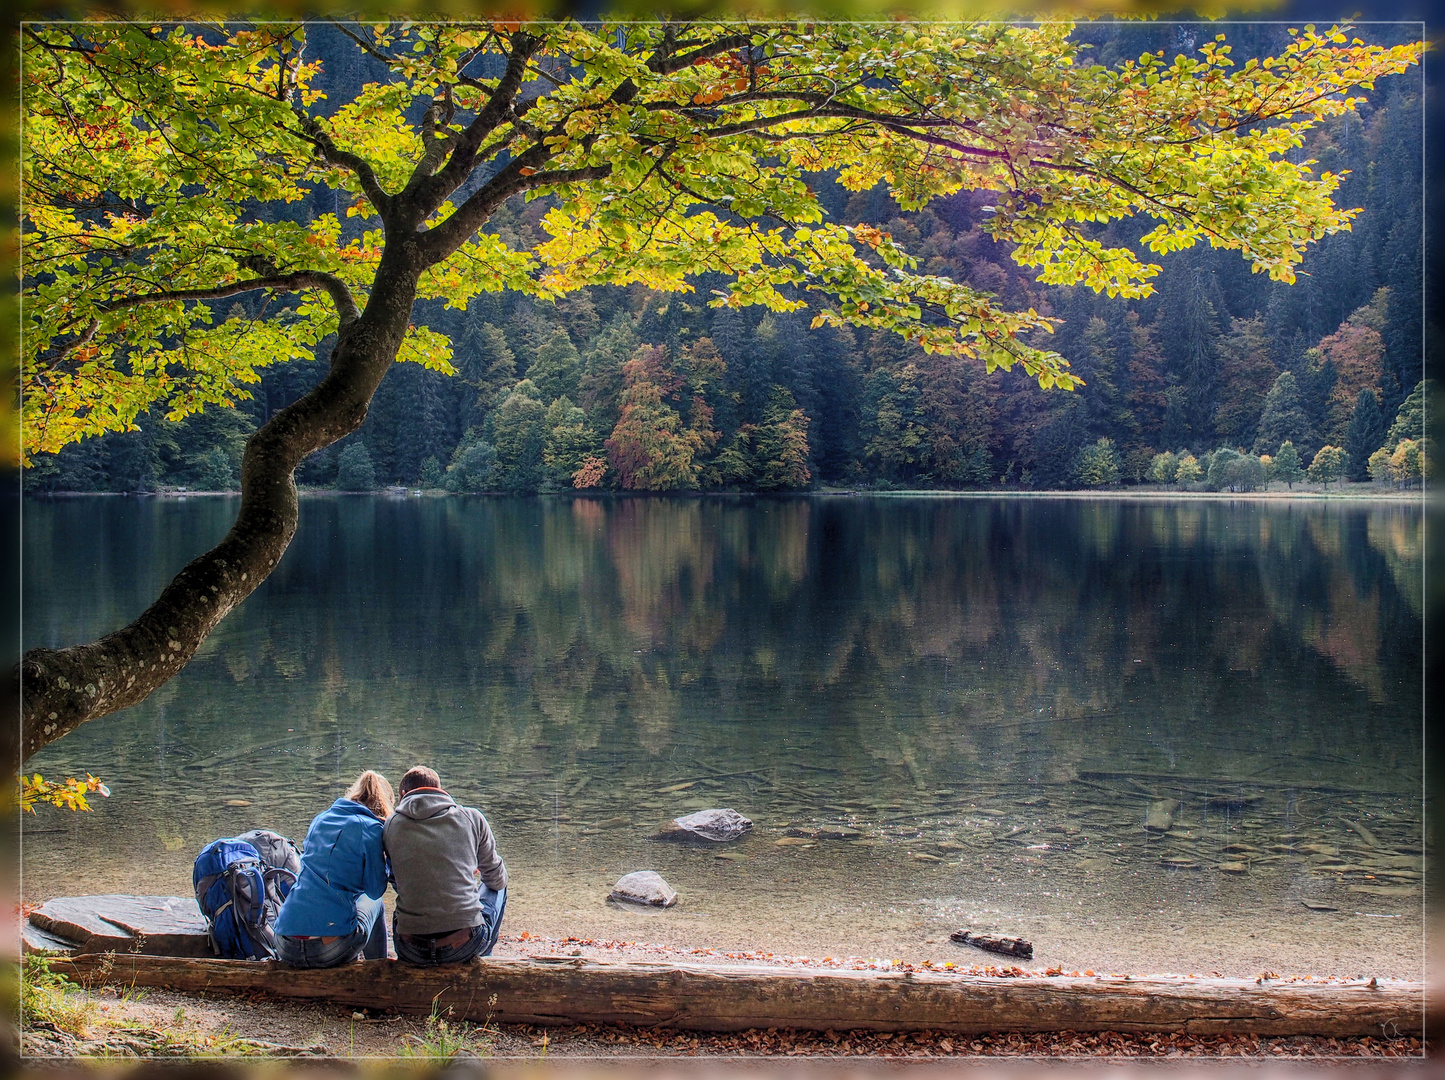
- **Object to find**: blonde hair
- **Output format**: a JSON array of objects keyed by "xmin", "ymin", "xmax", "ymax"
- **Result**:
[{"xmin": 345, "ymin": 770, "xmax": 394, "ymax": 818}]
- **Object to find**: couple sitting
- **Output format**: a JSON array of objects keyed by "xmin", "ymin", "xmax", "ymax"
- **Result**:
[{"xmin": 272, "ymin": 765, "xmax": 507, "ymax": 967}]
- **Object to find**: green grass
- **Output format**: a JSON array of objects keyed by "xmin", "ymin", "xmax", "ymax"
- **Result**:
[
  {"xmin": 21, "ymin": 955, "xmax": 102, "ymax": 1039},
  {"xmin": 398, "ymin": 995, "xmax": 497, "ymax": 1061}
]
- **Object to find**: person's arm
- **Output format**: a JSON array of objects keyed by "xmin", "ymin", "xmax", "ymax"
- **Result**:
[
  {"xmin": 474, "ymin": 810, "xmax": 507, "ymax": 891},
  {"xmin": 362, "ymin": 820, "xmax": 388, "ymax": 899}
]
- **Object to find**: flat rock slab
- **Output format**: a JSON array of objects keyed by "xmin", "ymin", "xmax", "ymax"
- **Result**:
[
  {"xmin": 655, "ymin": 808, "xmax": 753, "ymax": 843},
  {"xmin": 22, "ymin": 921, "xmax": 79, "ymax": 955},
  {"xmin": 608, "ymin": 871, "xmax": 678, "ymax": 907},
  {"xmin": 29, "ymin": 895, "xmax": 212, "ymax": 957}
]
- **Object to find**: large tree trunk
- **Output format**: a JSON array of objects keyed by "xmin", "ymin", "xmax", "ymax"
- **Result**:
[{"xmin": 15, "ymin": 246, "xmax": 424, "ymax": 773}]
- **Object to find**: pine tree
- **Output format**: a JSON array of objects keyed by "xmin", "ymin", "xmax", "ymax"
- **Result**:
[
  {"xmin": 1343, "ymin": 389, "xmax": 1386, "ymax": 481},
  {"xmin": 1212, "ymin": 316, "xmax": 1278, "ymax": 450},
  {"xmin": 1074, "ymin": 438, "xmax": 1121, "ymax": 487},
  {"xmin": 419, "ymin": 456, "xmax": 444, "ymax": 490},
  {"xmin": 1253, "ymin": 371, "xmax": 1314, "ymax": 456},
  {"xmin": 528, "ymin": 328, "xmax": 583, "ymax": 405}
]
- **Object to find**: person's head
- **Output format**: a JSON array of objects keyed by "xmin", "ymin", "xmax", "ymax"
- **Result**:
[
  {"xmin": 398, "ymin": 765, "xmax": 442, "ymax": 797},
  {"xmin": 345, "ymin": 770, "xmax": 395, "ymax": 818}
]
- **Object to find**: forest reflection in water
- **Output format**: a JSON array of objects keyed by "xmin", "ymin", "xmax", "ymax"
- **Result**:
[{"xmin": 22, "ymin": 494, "xmax": 1423, "ymax": 976}]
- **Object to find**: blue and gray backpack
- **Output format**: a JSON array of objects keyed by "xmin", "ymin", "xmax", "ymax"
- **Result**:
[{"xmin": 193, "ymin": 829, "xmax": 300, "ymax": 960}]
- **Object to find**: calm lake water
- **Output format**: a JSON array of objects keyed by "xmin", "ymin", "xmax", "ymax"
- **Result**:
[{"xmin": 22, "ymin": 494, "xmax": 1424, "ymax": 977}]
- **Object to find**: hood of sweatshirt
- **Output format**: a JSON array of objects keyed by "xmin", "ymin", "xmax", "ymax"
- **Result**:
[{"xmin": 395, "ymin": 790, "xmax": 456, "ymax": 821}]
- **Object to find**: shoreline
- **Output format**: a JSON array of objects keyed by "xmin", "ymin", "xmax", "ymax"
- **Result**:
[{"xmin": 22, "ymin": 486, "xmax": 1429, "ymax": 501}]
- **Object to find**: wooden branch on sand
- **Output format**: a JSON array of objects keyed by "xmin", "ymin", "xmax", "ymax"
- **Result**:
[{"xmin": 51, "ymin": 953, "xmax": 1426, "ymax": 1039}]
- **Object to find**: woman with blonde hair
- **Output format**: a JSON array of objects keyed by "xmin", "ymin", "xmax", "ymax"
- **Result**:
[{"xmin": 274, "ymin": 770, "xmax": 394, "ymax": 967}]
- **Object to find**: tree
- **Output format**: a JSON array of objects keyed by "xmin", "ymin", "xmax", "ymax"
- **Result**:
[
  {"xmin": 1367, "ymin": 446, "xmax": 1394, "ymax": 485},
  {"xmin": 605, "ymin": 347, "xmax": 710, "ymax": 490},
  {"xmin": 335, "ymin": 443, "xmax": 377, "ymax": 491},
  {"xmin": 542, "ymin": 396, "xmax": 599, "ymax": 490},
  {"xmin": 528, "ymin": 329, "xmax": 584, "ymax": 406},
  {"xmin": 418, "ymin": 456, "xmax": 444, "ymax": 490},
  {"xmin": 1343, "ymin": 389, "xmax": 1385, "ymax": 482},
  {"xmin": 1272, "ymin": 441, "xmax": 1305, "ymax": 490},
  {"xmin": 444, "ymin": 438, "xmax": 498, "ymax": 493},
  {"xmin": 487, "ymin": 381, "xmax": 548, "ymax": 493},
  {"xmin": 1206, "ymin": 447, "xmax": 1266, "ymax": 492},
  {"xmin": 1383, "ymin": 380, "xmax": 1431, "ymax": 449},
  {"xmin": 1212, "ymin": 316, "xmax": 1278, "ymax": 450},
  {"xmin": 1388, "ymin": 439, "xmax": 1425, "ymax": 488},
  {"xmin": 1174, "ymin": 453, "xmax": 1204, "ymax": 485},
  {"xmin": 1307, "ymin": 445, "xmax": 1347, "ymax": 487},
  {"xmin": 18, "ymin": 19, "xmax": 1421, "ymax": 766},
  {"xmin": 1253, "ymin": 371, "xmax": 1314, "ymax": 456},
  {"xmin": 1075, "ymin": 438, "xmax": 1121, "ymax": 487},
  {"xmin": 752, "ymin": 387, "xmax": 813, "ymax": 490},
  {"xmin": 1149, "ymin": 450, "xmax": 1179, "ymax": 485}
]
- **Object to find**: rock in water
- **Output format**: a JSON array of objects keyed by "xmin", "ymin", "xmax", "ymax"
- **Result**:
[
  {"xmin": 1144, "ymin": 799, "xmax": 1179, "ymax": 833},
  {"xmin": 608, "ymin": 871, "xmax": 678, "ymax": 907},
  {"xmin": 657, "ymin": 808, "xmax": 753, "ymax": 843}
]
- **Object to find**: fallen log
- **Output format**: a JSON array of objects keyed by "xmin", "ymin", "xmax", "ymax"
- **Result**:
[
  {"xmin": 950, "ymin": 930, "xmax": 1033, "ymax": 959},
  {"xmin": 50, "ymin": 953, "xmax": 1425, "ymax": 1038}
]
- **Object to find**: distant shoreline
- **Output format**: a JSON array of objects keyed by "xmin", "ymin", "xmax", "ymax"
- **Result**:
[{"xmin": 26, "ymin": 486, "xmax": 1427, "ymax": 502}]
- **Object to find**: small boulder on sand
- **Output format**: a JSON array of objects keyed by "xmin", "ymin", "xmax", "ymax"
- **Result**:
[{"xmin": 608, "ymin": 871, "xmax": 678, "ymax": 908}]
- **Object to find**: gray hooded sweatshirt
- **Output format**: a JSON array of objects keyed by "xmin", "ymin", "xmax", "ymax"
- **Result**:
[{"xmin": 384, "ymin": 789, "xmax": 507, "ymax": 936}]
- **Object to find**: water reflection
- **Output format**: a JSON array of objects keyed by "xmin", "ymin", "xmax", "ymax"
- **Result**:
[{"xmin": 22, "ymin": 495, "xmax": 1423, "ymax": 975}]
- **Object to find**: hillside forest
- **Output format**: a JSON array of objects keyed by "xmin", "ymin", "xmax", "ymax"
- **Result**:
[{"xmin": 24, "ymin": 23, "xmax": 1430, "ymax": 497}]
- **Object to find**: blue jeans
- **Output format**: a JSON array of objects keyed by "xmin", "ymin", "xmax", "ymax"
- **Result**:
[
  {"xmin": 394, "ymin": 885, "xmax": 506, "ymax": 965},
  {"xmin": 276, "ymin": 895, "xmax": 387, "ymax": 967}
]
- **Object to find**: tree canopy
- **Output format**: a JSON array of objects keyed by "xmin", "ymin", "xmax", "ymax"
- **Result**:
[
  {"xmin": 24, "ymin": 19, "xmax": 1419, "ymax": 458},
  {"xmin": 16, "ymin": 17, "xmax": 1422, "ymax": 767}
]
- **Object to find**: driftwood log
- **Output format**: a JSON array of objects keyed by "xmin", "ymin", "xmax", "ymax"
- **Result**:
[
  {"xmin": 950, "ymin": 930, "xmax": 1033, "ymax": 959},
  {"xmin": 50, "ymin": 953, "xmax": 1425, "ymax": 1038}
]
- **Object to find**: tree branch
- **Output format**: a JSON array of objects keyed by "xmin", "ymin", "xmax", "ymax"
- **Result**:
[
  {"xmin": 91, "ymin": 271, "xmax": 361, "ymax": 326},
  {"xmin": 292, "ymin": 116, "xmax": 394, "ymax": 224}
]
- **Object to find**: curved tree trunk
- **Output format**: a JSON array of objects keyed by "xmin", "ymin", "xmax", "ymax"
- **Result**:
[{"xmin": 16, "ymin": 246, "xmax": 424, "ymax": 773}]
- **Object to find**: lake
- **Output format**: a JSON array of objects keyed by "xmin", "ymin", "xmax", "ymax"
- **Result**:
[{"xmin": 22, "ymin": 493, "xmax": 1424, "ymax": 977}]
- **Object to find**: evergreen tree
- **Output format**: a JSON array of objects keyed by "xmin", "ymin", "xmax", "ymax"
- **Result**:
[
  {"xmin": 1074, "ymin": 437, "xmax": 1121, "ymax": 487},
  {"xmin": 486, "ymin": 381, "xmax": 548, "ymax": 493},
  {"xmin": 335, "ymin": 443, "xmax": 377, "ymax": 491},
  {"xmin": 1383, "ymin": 379, "xmax": 1430, "ymax": 447},
  {"xmin": 1343, "ymin": 389, "xmax": 1386, "ymax": 481},
  {"xmin": 542, "ymin": 396, "xmax": 600, "ymax": 489},
  {"xmin": 1253, "ymin": 371, "xmax": 1314, "ymax": 455},
  {"xmin": 528, "ymin": 328, "xmax": 583, "ymax": 405},
  {"xmin": 1212, "ymin": 316, "xmax": 1278, "ymax": 449},
  {"xmin": 752, "ymin": 387, "xmax": 813, "ymax": 490}
]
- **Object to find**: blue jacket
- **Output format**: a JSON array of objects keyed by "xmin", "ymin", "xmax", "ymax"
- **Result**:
[{"xmin": 274, "ymin": 798, "xmax": 387, "ymax": 937}]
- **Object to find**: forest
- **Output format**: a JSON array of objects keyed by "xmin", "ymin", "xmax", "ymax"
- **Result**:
[{"xmin": 24, "ymin": 22, "xmax": 1428, "ymax": 496}]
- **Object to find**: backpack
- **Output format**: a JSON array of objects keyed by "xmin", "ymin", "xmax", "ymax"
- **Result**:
[{"xmin": 193, "ymin": 830, "xmax": 300, "ymax": 960}]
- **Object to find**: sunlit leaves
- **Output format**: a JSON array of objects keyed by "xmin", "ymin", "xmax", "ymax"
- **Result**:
[
  {"xmin": 19, "ymin": 773, "xmax": 110, "ymax": 813},
  {"xmin": 22, "ymin": 18, "xmax": 1422, "ymax": 461}
]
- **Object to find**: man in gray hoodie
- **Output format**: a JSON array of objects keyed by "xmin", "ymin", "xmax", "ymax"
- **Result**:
[{"xmin": 384, "ymin": 765, "xmax": 508, "ymax": 964}]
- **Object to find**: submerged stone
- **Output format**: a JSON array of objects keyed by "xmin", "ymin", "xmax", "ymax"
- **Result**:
[
  {"xmin": 656, "ymin": 808, "xmax": 753, "ymax": 843},
  {"xmin": 608, "ymin": 871, "xmax": 678, "ymax": 907}
]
